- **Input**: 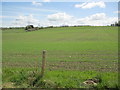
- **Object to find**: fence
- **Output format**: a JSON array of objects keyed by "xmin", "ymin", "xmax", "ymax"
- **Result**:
[{"xmin": 3, "ymin": 50, "xmax": 118, "ymax": 72}]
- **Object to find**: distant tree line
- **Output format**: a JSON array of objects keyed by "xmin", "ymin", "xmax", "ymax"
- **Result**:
[
  {"xmin": 2, "ymin": 24, "xmax": 111, "ymax": 31},
  {"xmin": 1, "ymin": 27, "xmax": 25, "ymax": 30},
  {"xmin": 1, "ymin": 25, "xmax": 92, "ymax": 30},
  {"xmin": 111, "ymin": 21, "xmax": 120, "ymax": 26}
]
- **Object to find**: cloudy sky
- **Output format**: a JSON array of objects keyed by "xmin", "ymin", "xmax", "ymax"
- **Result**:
[{"xmin": 0, "ymin": 1, "xmax": 119, "ymax": 27}]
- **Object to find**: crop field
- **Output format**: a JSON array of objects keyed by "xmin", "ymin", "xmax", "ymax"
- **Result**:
[{"xmin": 2, "ymin": 26, "xmax": 118, "ymax": 88}]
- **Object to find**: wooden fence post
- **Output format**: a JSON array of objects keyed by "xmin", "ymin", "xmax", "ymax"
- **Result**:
[{"xmin": 41, "ymin": 50, "xmax": 46, "ymax": 77}]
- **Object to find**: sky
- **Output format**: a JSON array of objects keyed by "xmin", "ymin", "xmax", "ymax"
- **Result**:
[
  {"xmin": 2, "ymin": 0, "xmax": 120, "ymax": 2},
  {"xmin": 0, "ymin": 1, "xmax": 119, "ymax": 27}
]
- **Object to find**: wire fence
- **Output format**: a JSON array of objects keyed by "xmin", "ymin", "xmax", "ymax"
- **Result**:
[{"xmin": 3, "ymin": 50, "xmax": 118, "ymax": 72}]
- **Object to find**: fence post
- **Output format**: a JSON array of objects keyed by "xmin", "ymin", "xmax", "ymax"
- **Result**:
[{"xmin": 41, "ymin": 50, "xmax": 46, "ymax": 77}]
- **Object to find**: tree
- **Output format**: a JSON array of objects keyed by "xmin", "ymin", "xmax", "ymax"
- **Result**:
[
  {"xmin": 115, "ymin": 22, "xmax": 118, "ymax": 26},
  {"xmin": 25, "ymin": 25, "xmax": 35, "ymax": 32},
  {"xmin": 111, "ymin": 21, "xmax": 120, "ymax": 26},
  {"xmin": 25, "ymin": 25, "xmax": 34, "ymax": 30}
]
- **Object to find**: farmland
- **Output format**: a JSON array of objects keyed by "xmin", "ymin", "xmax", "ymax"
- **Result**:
[{"xmin": 2, "ymin": 26, "xmax": 118, "ymax": 88}]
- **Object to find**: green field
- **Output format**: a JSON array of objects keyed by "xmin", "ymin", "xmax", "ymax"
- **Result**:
[{"xmin": 2, "ymin": 26, "xmax": 118, "ymax": 88}]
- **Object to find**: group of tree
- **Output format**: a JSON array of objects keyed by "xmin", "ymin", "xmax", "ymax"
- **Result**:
[
  {"xmin": 25, "ymin": 25, "xmax": 39, "ymax": 32},
  {"xmin": 2, "ymin": 22, "xmax": 120, "ymax": 31},
  {"xmin": 111, "ymin": 21, "xmax": 120, "ymax": 26}
]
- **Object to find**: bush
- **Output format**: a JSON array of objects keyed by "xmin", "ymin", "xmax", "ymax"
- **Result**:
[{"xmin": 25, "ymin": 25, "xmax": 34, "ymax": 30}]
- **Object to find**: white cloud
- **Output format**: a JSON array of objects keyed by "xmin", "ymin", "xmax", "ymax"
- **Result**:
[
  {"xmin": 47, "ymin": 12, "xmax": 73, "ymax": 21},
  {"xmin": 32, "ymin": 1, "xmax": 42, "ymax": 6},
  {"xmin": 89, "ymin": 13, "xmax": 106, "ymax": 20},
  {"xmin": 13, "ymin": 14, "xmax": 39, "ymax": 27},
  {"xmin": 75, "ymin": 1, "xmax": 106, "ymax": 9},
  {"xmin": 47, "ymin": 12, "xmax": 117, "ymax": 26},
  {"xmin": 76, "ymin": 13, "xmax": 117, "ymax": 26},
  {"xmin": 3, "ymin": 13, "xmax": 118, "ymax": 27},
  {"xmin": 114, "ymin": 11, "xmax": 120, "ymax": 13},
  {"xmin": 43, "ymin": 0, "xmax": 51, "ymax": 2}
]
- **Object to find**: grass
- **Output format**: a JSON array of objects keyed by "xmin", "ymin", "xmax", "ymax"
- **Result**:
[
  {"xmin": 2, "ymin": 26, "xmax": 118, "ymax": 88},
  {"xmin": 2, "ymin": 68, "xmax": 118, "ymax": 88}
]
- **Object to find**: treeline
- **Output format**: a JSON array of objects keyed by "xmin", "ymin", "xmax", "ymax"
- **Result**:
[
  {"xmin": 1, "ymin": 27, "xmax": 25, "ymax": 30},
  {"xmin": 1, "ymin": 25, "xmax": 91, "ymax": 31},
  {"xmin": 111, "ymin": 21, "xmax": 120, "ymax": 26},
  {"xmin": 1, "ymin": 22, "xmax": 119, "ymax": 30}
]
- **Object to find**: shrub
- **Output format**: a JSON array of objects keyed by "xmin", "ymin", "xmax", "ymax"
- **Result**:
[{"xmin": 25, "ymin": 25, "xmax": 34, "ymax": 30}]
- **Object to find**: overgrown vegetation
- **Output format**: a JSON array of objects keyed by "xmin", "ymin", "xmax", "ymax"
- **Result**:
[{"xmin": 2, "ymin": 68, "xmax": 119, "ymax": 88}]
